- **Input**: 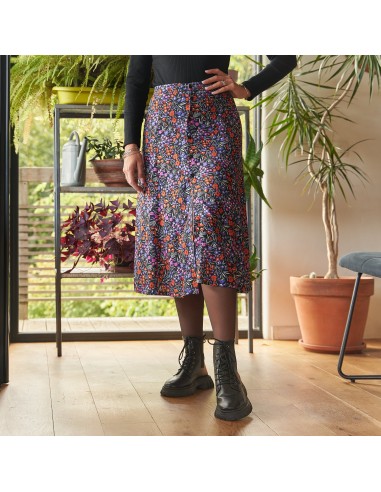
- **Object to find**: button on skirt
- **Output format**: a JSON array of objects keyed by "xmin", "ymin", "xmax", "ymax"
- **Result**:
[{"xmin": 134, "ymin": 81, "xmax": 252, "ymax": 297}]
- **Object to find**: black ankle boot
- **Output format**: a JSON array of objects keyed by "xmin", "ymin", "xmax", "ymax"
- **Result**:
[
  {"xmin": 160, "ymin": 335, "xmax": 214, "ymax": 397},
  {"xmin": 211, "ymin": 338, "xmax": 252, "ymax": 421}
]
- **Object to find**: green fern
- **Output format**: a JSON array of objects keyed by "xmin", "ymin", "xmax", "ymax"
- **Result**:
[{"xmin": 10, "ymin": 55, "xmax": 130, "ymax": 147}]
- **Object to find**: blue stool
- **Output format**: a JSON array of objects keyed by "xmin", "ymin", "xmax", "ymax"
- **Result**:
[{"xmin": 338, "ymin": 252, "xmax": 381, "ymax": 382}]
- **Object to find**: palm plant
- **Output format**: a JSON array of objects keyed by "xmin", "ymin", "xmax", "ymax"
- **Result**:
[{"xmin": 253, "ymin": 55, "xmax": 381, "ymax": 278}]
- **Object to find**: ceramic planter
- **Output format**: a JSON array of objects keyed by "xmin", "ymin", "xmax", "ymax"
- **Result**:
[
  {"xmin": 53, "ymin": 86, "xmax": 154, "ymax": 106},
  {"xmin": 290, "ymin": 276, "xmax": 374, "ymax": 353},
  {"xmin": 53, "ymin": 86, "xmax": 121, "ymax": 105}
]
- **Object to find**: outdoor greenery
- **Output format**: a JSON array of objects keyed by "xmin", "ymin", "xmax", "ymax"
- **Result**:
[
  {"xmin": 29, "ymin": 294, "xmax": 180, "ymax": 319},
  {"xmin": 251, "ymin": 55, "xmax": 381, "ymax": 278},
  {"xmin": 230, "ymin": 55, "xmax": 259, "ymax": 94}
]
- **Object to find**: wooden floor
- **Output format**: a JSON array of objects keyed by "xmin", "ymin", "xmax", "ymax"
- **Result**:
[{"xmin": 1, "ymin": 338, "xmax": 381, "ymax": 436}]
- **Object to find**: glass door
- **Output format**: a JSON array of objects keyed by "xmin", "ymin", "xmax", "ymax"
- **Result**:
[
  {"xmin": 8, "ymin": 55, "xmax": 263, "ymax": 348},
  {"xmin": 0, "ymin": 55, "xmax": 10, "ymax": 385}
]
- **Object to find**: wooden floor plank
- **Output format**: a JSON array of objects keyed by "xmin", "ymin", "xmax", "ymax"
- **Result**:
[
  {"xmin": 277, "ymin": 352, "xmax": 381, "ymax": 418},
  {"xmin": 88, "ymin": 317, "xmax": 142, "ymax": 332},
  {"xmin": 0, "ymin": 343, "xmax": 54, "ymax": 435},
  {"xmin": 101, "ymin": 422, "xmax": 163, "ymax": 436},
  {"xmin": 249, "ymin": 389, "xmax": 337, "ymax": 436},
  {"xmin": 19, "ymin": 315, "xmax": 250, "ymax": 333},
  {"xmin": 45, "ymin": 343, "xmax": 104, "ymax": 436},
  {"xmin": 2, "ymin": 339, "xmax": 381, "ymax": 436},
  {"xmin": 22, "ymin": 318, "xmax": 47, "ymax": 333},
  {"xmin": 46, "ymin": 317, "xmax": 70, "ymax": 333},
  {"xmin": 252, "ymin": 342, "xmax": 381, "ymax": 435},
  {"xmin": 74, "ymin": 342, "xmax": 157, "ymax": 429},
  {"xmin": 156, "ymin": 414, "xmax": 277, "ymax": 437},
  {"xmin": 67, "ymin": 318, "xmax": 95, "ymax": 332}
]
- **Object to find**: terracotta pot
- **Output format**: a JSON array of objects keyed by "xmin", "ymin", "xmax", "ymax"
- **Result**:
[
  {"xmin": 290, "ymin": 276, "xmax": 374, "ymax": 353},
  {"xmin": 90, "ymin": 159, "xmax": 128, "ymax": 187}
]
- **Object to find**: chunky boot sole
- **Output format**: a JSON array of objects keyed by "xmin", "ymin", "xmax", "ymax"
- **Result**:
[
  {"xmin": 214, "ymin": 399, "xmax": 253, "ymax": 421},
  {"xmin": 160, "ymin": 374, "xmax": 214, "ymax": 397}
]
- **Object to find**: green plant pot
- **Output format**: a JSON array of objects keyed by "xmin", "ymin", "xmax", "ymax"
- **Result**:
[{"xmin": 52, "ymin": 86, "xmax": 121, "ymax": 105}]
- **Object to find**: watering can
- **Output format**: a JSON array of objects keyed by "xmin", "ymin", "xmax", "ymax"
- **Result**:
[{"xmin": 61, "ymin": 131, "xmax": 88, "ymax": 186}]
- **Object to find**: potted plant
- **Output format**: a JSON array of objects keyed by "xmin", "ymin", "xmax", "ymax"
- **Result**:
[
  {"xmin": 60, "ymin": 198, "xmax": 136, "ymax": 279},
  {"xmin": 86, "ymin": 136, "xmax": 128, "ymax": 187},
  {"xmin": 10, "ymin": 55, "xmax": 154, "ymax": 144},
  {"xmin": 254, "ymin": 55, "xmax": 381, "ymax": 353}
]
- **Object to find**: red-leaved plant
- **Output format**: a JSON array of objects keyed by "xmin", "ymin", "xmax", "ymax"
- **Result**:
[{"xmin": 60, "ymin": 198, "xmax": 136, "ymax": 280}]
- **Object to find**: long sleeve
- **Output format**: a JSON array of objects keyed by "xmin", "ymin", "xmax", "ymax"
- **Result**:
[
  {"xmin": 241, "ymin": 55, "xmax": 297, "ymax": 101},
  {"xmin": 123, "ymin": 55, "xmax": 153, "ymax": 148}
]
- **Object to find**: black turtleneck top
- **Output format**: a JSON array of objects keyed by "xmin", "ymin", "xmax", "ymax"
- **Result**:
[{"xmin": 124, "ymin": 55, "xmax": 297, "ymax": 148}]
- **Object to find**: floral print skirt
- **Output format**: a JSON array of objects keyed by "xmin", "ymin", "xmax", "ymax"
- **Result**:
[{"xmin": 134, "ymin": 81, "xmax": 252, "ymax": 298}]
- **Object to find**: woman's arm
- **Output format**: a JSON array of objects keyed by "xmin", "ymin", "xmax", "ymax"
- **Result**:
[
  {"xmin": 241, "ymin": 55, "xmax": 297, "ymax": 101},
  {"xmin": 124, "ymin": 55, "xmax": 153, "ymax": 149}
]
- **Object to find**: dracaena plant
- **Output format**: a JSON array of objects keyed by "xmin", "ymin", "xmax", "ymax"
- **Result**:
[
  {"xmin": 60, "ymin": 198, "xmax": 136, "ymax": 280},
  {"xmin": 252, "ymin": 55, "xmax": 381, "ymax": 279}
]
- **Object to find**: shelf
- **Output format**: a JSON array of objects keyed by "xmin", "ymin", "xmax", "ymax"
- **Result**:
[
  {"xmin": 54, "ymin": 104, "xmax": 248, "ymax": 119},
  {"xmin": 55, "ymin": 104, "xmax": 126, "ymax": 119},
  {"xmin": 61, "ymin": 267, "xmax": 134, "ymax": 278},
  {"xmin": 60, "ymin": 186, "xmax": 137, "ymax": 194},
  {"xmin": 54, "ymin": 103, "xmax": 140, "ymax": 356}
]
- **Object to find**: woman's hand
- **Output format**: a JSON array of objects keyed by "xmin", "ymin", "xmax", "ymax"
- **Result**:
[
  {"xmin": 202, "ymin": 68, "xmax": 251, "ymax": 99},
  {"xmin": 123, "ymin": 144, "xmax": 146, "ymax": 194}
]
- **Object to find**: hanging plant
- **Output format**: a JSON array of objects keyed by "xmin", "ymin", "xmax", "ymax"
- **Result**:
[{"xmin": 10, "ymin": 55, "xmax": 130, "ymax": 146}]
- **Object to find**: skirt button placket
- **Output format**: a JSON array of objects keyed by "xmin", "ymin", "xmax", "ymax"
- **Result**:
[{"xmin": 186, "ymin": 83, "xmax": 197, "ymax": 272}]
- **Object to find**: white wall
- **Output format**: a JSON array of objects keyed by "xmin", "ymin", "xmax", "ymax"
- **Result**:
[{"xmin": 261, "ymin": 56, "xmax": 381, "ymax": 339}]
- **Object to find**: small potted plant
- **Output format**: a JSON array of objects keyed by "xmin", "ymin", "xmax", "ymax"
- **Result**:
[
  {"xmin": 60, "ymin": 198, "xmax": 136, "ymax": 279},
  {"xmin": 86, "ymin": 136, "xmax": 128, "ymax": 187}
]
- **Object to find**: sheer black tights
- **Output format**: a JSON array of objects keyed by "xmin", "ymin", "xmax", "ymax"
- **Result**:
[{"xmin": 174, "ymin": 283, "xmax": 237, "ymax": 341}]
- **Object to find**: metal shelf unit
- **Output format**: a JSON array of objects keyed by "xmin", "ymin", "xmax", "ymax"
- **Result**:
[
  {"xmin": 53, "ymin": 103, "xmax": 256, "ymax": 358},
  {"xmin": 54, "ymin": 105, "xmax": 138, "ymax": 356}
]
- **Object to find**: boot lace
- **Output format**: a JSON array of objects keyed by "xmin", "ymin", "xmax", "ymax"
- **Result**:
[
  {"xmin": 175, "ymin": 337, "xmax": 198, "ymax": 376},
  {"xmin": 208, "ymin": 338, "xmax": 240, "ymax": 387}
]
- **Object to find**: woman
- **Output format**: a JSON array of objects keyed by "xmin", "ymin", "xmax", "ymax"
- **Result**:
[{"xmin": 123, "ymin": 55, "xmax": 297, "ymax": 421}]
